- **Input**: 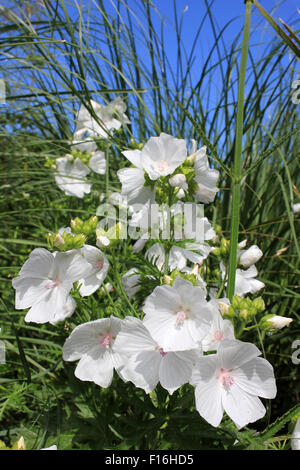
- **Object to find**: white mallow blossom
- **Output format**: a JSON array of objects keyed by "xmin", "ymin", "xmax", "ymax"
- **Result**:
[
  {"xmin": 63, "ymin": 317, "xmax": 124, "ymax": 388},
  {"xmin": 55, "ymin": 155, "xmax": 91, "ymax": 198},
  {"xmin": 117, "ymin": 133, "xmax": 187, "ymax": 203},
  {"xmin": 190, "ymin": 340, "xmax": 277, "ymax": 428},
  {"xmin": 202, "ymin": 302, "xmax": 235, "ymax": 352},
  {"xmin": 188, "ymin": 141, "xmax": 219, "ymax": 203},
  {"xmin": 89, "ymin": 151, "xmax": 106, "ymax": 175},
  {"xmin": 113, "ymin": 316, "xmax": 200, "ymax": 394},
  {"xmin": 238, "ymin": 244, "xmax": 263, "ymax": 269},
  {"xmin": 143, "ymin": 276, "xmax": 213, "ymax": 351},
  {"xmin": 145, "ymin": 240, "xmax": 212, "ymax": 273},
  {"xmin": 117, "ymin": 165, "xmax": 154, "ymax": 205},
  {"xmin": 121, "ymin": 268, "xmax": 141, "ymax": 299},
  {"xmin": 70, "ymin": 135, "xmax": 106, "ymax": 175},
  {"xmin": 12, "ymin": 248, "xmax": 92, "ymax": 324},
  {"xmin": 74, "ymin": 97, "xmax": 130, "ymax": 139},
  {"xmin": 78, "ymin": 245, "xmax": 109, "ymax": 297},
  {"xmin": 221, "ymin": 262, "xmax": 265, "ymax": 298}
]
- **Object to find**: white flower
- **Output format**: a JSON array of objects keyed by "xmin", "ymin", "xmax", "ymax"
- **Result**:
[
  {"xmin": 74, "ymin": 97, "xmax": 130, "ymax": 138},
  {"xmin": 70, "ymin": 135, "xmax": 106, "ymax": 175},
  {"xmin": 55, "ymin": 155, "xmax": 91, "ymax": 198},
  {"xmin": 78, "ymin": 245, "xmax": 109, "ymax": 297},
  {"xmin": 132, "ymin": 235, "xmax": 149, "ymax": 253},
  {"xmin": 138, "ymin": 133, "xmax": 187, "ymax": 180},
  {"xmin": 202, "ymin": 302, "xmax": 235, "ymax": 352},
  {"xmin": 117, "ymin": 166, "xmax": 154, "ymax": 204},
  {"xmin": 191, "ymin": 340, "xmax": 277, "ymax": 428},
  {"xmin": 63, "ymin": 316, "xmax": 124, "ymax": 387},
  {"xmin": 291, "ymin": 418, "xmax": 300, "ymax": 450},
  {"xmin": 118, "ymin": 133, "xmax": 187, "ymax": 199},
  {"xmin": 292, "ymin": 203, "xmax": 300, "ymax": 214},
  {"xmin": 121, "ymin": 268, "xmax": 141, "ymax": 299},
  {"xmin": 70, "ymin": 134, "xmax": 98, "ymax": 153},
  {"xmin": 238, "ymin": 245, "xmax": 263, "ymax": 269},
  {"xmin": 267, "ymin": 315, "xmax": 293, "ymax": 330},
  {"xmin": 221, "ymin": 263, "xmax": 265, "ymax": 298},
  {"xmin": 143, "ymin": 276, "xmax": 212, "ymax": 351},
  {"xmin": 145, "ymin": 237, "xmax": 213, "ymax": 273},
  {"xmin": 89, "ymin": 151, "xmax": 106, "ymax": 175},
  {"xmin": 12, "ymin": 248, "xmax": 91, "ymax": 324},
  {"xmin": 113, "ymin": 316, "xmax": 200, "ymax": 394},
  {"xmin": 58, "ymin": 227, "xmax": 73, "ymax": 236},
  {"xmin": 41, "ymin": 445, "xmax": 57, "ymax": 450},
  {"xmin": 190, "ymin": 144, "xmax": 219, "ymax": 203}
]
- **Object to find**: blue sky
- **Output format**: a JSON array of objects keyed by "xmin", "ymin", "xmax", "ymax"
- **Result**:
[{"xmin": 1, "ymin": 0, "xmax": 298, "ymax": 139}]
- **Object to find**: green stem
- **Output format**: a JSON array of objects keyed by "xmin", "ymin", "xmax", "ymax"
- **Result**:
[
  {"xmin": 227, "ymin": 0, "xmax": 252, "ymax": 301},
  {"xmin": 105, "ymin": 142, "xmax": 110, "ymax": 199}
]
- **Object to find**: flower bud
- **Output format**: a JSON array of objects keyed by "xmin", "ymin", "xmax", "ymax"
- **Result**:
[
  {"xmin": 267, "ymin": 315, "xmax": 293, "ymax": 330},
  {"xmin": 231, "ymin": 295, "xmax": 242, "ymax": 310},
  {"xmin": 53, "ymin": 234, "xmax": 65, "ymax": 248},
  {"xmin": 70, "ymin": 217, "xmax": 83, "ymax": 233},
  {"xmin": 239, "ymin": 245, "xmax": 263, "ymax": 268},
  {"xmin": 169, "ymin": 173, "xmax": 187, "ymax": 190},
  {"xmin": 240, "ymin": 309, "xmax": 249, "ymax": 320},
  {"xmin": 218, "ymin": 301, "xmax": 230, "ymax": 316},
  {"xmin": 212, "ymin": 247, "xmax": 221, "ymax": 256},
  {"xmin": 260, "ymin": 314, "xmax": 293, "ymax": 331},
  {"xmin": 164, "ymin": 275, "xmax": 172, "ymax": 285},
  {"xmin": 252, "ymin": 297, "xmax": 265, "ymax": 313}
]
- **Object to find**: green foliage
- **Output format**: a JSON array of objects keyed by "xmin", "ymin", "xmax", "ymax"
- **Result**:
[{"xmin": 0, "ymin": 0, "xmax": 299, "ymax": 451}]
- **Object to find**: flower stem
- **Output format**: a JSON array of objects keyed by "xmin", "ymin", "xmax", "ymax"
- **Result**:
[{"xmin": 227, "ymin": 0, "xmax": 252, "ymax": 301}]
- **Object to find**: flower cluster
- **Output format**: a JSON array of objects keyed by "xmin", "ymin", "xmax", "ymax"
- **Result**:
[
  {"xmin": 48, "ymin": 97, "xmax": 130, "ymax": 198},
  {"xmin": 12, "ymin": 98, "xmax": 290, "ymax": 431}
]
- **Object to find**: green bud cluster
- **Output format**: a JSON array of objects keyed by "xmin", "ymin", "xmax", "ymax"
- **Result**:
[
  {"xmin": 212, "ymin": 237, "xmax": 230, "ymax": 257},
  {"xmin": 44, "ymin": 155, "xmax": 57, "ymax": 169},
  {"xmin": 70, "ymin": 149, "xmax": 92, "ymax": 165},
  {"xmin": 166, "ymin": 270, "xmax": 200, "ymax": 287},
  {"xmin": 129, "ymin": 138, "xmax": 143, "ymax": 150},
  {"xmin": 48, "ymin": 231, "xmax": 86, "ymax": 252},
  {"xmin": 71, "ymin": 216, "xmax": 98, "ymax": 236},
  {"xmin": 229, "ymin": 295, "xmax": 265, "ymax": 322}
]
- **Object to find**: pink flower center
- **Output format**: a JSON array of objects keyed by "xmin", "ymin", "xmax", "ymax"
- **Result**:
[
  {"xmin": 94, "ymin": 260, "xmax": 104, "ymax": 270},
  {"xmin": 217, "ymin": 368, "xmax": 234, "ymax": 389},
  {"xmin": 45, "ymin": 279, "xmax": 61, "ymax": 289},
  {"xmin": 213, "ymin": 330, "xmax": 224, "ymax": 341},
  {"xmin": 176, "ymin": 310, "xmax": 187, "ymax": 325},
  {"xmin": 100, "ymin": 332, "xmax": 114, "ymax": 348},
  {"xmin": 159, "ymin": 347, "xmax": 167, "ymax": 357},
  {"xmin": 157, "ymin": 160, "xmax": 169, "ymax": 172}
]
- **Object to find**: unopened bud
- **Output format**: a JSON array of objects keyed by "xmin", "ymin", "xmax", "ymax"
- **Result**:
[
  {"xmin": 240, "ymin": 309, "xmax": 249, "ymax": 320},
  {"xmin": 53, "ymin": 234, "xmax": 65, "ymax": 248},
  {"xmin": 252, "ymin": 297, "xmax": 265, "ymax": 313},
  {"xmin": 164, "ymin": 275, "xmax": 172, "ymax": 285},
  {"xmin": 169, "ymin": 173, "xmax": 187, "ymax": 189},
  {"xmin": 218, "ymin": 301, "xmax": 230, "ymax": 316},
  {"xmin": 267, "ymin": 315, "xmax": 293, "ymax": 330},
  {"xmin": 239, "ymin": 245, "xmax": 263, "ymax": 268}
]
